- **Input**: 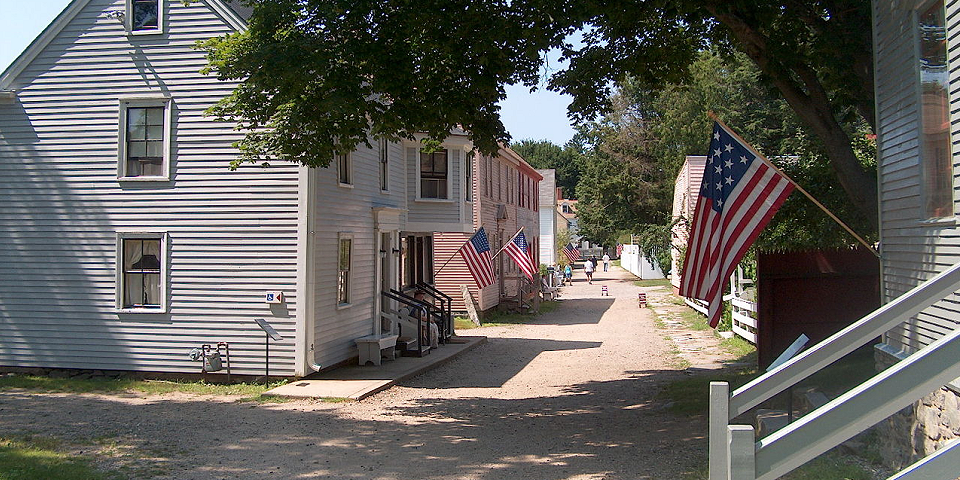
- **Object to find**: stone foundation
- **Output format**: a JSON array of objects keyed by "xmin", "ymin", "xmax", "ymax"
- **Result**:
[{"xmin": 874, "ymin": 344, "xmax": 960, "ymax": 469}]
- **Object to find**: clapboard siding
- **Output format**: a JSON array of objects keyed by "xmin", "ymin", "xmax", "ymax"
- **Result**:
[
  {"xmin": 671, "ymin": 156, "xmax": 706, "ymax": 290},
  {"xmin": 446, "ymin": 148, "xmax": 541, "ymax": 311},
  {"xmin": 311, "ymin": 140, "xmax": 406, "ymax": 369},
  {"xmin": 537, "ymin": 169, "xmax": 558, "ymax": 266},
  {"xmin": 875, "ymin": 0, "xmax": 960, "ymax": 353},
  {"xmin": 433, "ymin": 232, "xmax": 476, "ymax": 311},
  {"xmin": 405, "ymin": 145, "xmax": 466, "ymax": 228},
  {"xmin": 0, "ymin": 0, "xmax": 302, "ymax": 375}
]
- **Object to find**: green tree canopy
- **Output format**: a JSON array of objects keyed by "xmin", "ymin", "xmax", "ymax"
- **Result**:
[
  {"xmin": 509, "ymin": 139, "xmax": 582, "ymax": 198},
  {"xmin": 202, "ymin": 0, "xmax": 876, "ymax": 226},
  {"xmin": 572, "ymin": 50, "xmax": 875, "ymax": 253}
]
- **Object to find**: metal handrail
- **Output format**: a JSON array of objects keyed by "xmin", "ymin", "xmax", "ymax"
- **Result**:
[
  {"xmin": 381, "ymin": 290, "xmax": 427, "ymax": 352},
  {"xmin": 416, "ymin": 282, "xmax": 453, "ymax": 341}
]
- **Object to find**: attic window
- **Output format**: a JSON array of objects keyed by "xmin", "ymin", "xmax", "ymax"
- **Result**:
[{"xmin": 130, "ymin": 0, "xmax": 160, "ymax": 33}]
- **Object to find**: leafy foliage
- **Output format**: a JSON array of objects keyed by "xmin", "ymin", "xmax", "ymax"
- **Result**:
[
  {"xmin": 202, "ymin": 0, "xmax": 878, "ymax": 226},
  {"xmin": 201, "ymin": 0, "xmax": 564, "ymax": 167},
  {"xmin": 509, "ymin": 139, "xmax": 582, "ymax": 198},
  {"xmin": 573, "ymin": 50, "xmax": 875, "ymax": 253}
]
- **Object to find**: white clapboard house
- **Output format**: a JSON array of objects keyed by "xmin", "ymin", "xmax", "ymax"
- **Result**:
[{"xmin": 0, "ymin": 0, "xmax": 478, "ymax": 377}]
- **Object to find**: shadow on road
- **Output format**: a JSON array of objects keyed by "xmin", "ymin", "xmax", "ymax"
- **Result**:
[{"xmin": 0, "ymin": 368, "xmax": 706, "ymax": 480}]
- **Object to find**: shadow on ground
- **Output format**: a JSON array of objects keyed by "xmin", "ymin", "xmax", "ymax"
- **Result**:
[{"xmin": 0, "ymin": 367, "xmax": 707, "ymax": 480}]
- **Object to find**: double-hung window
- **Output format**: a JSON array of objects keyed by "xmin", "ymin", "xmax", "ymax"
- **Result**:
[
  {"xmin": 128, "ymin": 0, "xmax": 162, "ymax": 34},
  {"xmin": 337, "ymin": 153, "xmax": 352, "ymax": 186},
  {"xmin": 338, "ymin": 235, "xmax": 352, "ymax": 306},
  {"xmin": 918, "ymin": 0, "xmax": 954, "ymax": 219},
  {"xmin": 419, "ymin": 149, "xmax": 449, "ymax": 199},
  {"xmin": 117, "ymin": 232, "xmax": 167, "ymax": 312},
  {"xmin": 118, "ymin": 97, "xmax": 171, "ymax": 180},
  {"xmin": 465, "ymin": 154, "xmax": 473, "ymax": 201},
  {"xmin": 379, "ymin": 138, "xmax": 389, "ymax": 191}
]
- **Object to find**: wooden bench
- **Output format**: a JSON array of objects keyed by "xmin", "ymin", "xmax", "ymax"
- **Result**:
[{"xmin": 355, "ymin": 334, "xmax": 399, "ymax": 366}]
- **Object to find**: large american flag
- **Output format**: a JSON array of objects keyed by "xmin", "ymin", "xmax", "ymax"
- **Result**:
[
  {"xmin": 504, "ymin": 230, "xmax": 537, "ymax": 281},
  {"xmin": 680, "ymin": 121, "xmax": 794, "ymax": 328},
  {"xmin": 561, "ymin": 243, "xmax": 580, "ymax": 263},
  {"xmin": 459, "ymin": 227, "xmax": 496, "ymax": 288}
]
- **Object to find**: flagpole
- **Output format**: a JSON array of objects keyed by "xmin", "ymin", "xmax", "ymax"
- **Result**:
[
  {"xmin": 435, "ymin": 226, "xmax": 483, "ymax": 277},
  {"xmin": 492, "ymin": 226, "xmax": 524, "ymax": 260},
  {"xmin": 708, "ymin": 112, "xmax": 880, "ymax": 258}
]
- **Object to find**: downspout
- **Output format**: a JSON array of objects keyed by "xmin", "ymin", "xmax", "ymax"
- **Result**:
[{"xmin": 295, "ymin": 165, "xmax": 322, "ymax": 375}]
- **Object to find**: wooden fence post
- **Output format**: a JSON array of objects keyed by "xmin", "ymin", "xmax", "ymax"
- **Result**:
[{"xmin": 709, "ymin": 381, "xmax": 730, "ymax": 480}]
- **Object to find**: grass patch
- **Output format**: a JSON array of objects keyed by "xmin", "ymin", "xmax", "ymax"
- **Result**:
[
  {"xmin": 0, "ymin": 435, "xmax": 122, "ymax": 480},
  {"xmin": 657, "ymin": 367, "xmax": 760, "ymax": 417},
  {"xmin": 667, "ymin": 295, "xmax": 687, "ymax": 306},
  {"xmin": 0, "ymin": 375, "xmax": 285, "ymax": 396},
  {"xmin": 681, "ymin": 451, "xmax": 872, "ymax": 480},
  {"xmin": 780, "ymin": 452, "xmax": 873, "ymax": 480},
  {"xmin": 454, "ymin": 316, "xmax": 478, "ymax": 330},
  {"xmin": 680, "ymin": 309, "xmax": 710, "ymax": 331},
  {"xmin": 633, "ymin": 278, "xmax": 672, "ymax": 288},
  {"xmin": 720, "ymin": 336, "xmax": 756, "ymax": 358}
]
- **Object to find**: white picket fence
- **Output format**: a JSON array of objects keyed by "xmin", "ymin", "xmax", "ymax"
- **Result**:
[
  {"xmin": 683, "ymin": 274, "xmax": 758, "ymax": 344},
  {"xmin": 619, "ymin": 244, "xmax": 665, "ymax": 279}
]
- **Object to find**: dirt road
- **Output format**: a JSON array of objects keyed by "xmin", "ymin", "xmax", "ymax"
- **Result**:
[{"xmin": 0, "ymin": 266, "xmax": 735, "ymax": 480}]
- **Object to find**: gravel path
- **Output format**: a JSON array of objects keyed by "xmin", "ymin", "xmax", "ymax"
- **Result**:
[{"xmin": 0, "ymin": 266, "xmax": 734, "ymax": 480}]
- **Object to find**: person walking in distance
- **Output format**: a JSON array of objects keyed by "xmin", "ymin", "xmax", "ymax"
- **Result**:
[
  {"xmin": 584, "ymin": 257, "xmax": 595, "ymax": 284},
  {"xmin": 602, "ymin": 253, "xmax": 610, "ymax": 272}
]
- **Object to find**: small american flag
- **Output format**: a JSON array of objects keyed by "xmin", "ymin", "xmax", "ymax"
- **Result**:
[
  {"xmin": 616, "ymin": 243, "xmax": 624, "ymax": 257},
  {"xmin": 504, "ymin": 231, "xmax": 537, "ymax": 281},
  {"xmin": 459, "ymin": 227, "xmax": 495, "ymax": 288},
  {"xmin": 561, "ymin": 243, "xmax": 581, "ymax": 263},
  {"xmin": 680, "ymin": 120, "xmax": 793, "ymax": 328}
]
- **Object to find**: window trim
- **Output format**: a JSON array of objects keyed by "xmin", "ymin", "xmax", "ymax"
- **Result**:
[
  {"xmin": 337, "ymin": 152, "xmax": 353, "ymax": 187},
  {"xmin": 126, "ymin": 0, "xmax": 164, "ymax": 36},
  {"xmin": 116, "ymin": 231, "xmax": 169, "ymax": 314},
  {"xmin": 117, "ymin": 96, "xmax": 172, "ymax": 181},
  {"xmin": 337, "ymin": 233, "xmax": 353, "ymax": 308},
  {"xmin": 417, "ymin": 148, "xmax": 451, "ymax": 200}
]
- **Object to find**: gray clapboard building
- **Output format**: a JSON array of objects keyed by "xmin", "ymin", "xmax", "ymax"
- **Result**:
[
  {"xmin": 0, "ymin": 0, "xmax": 475, "ymax": 377},
  {"xmin": 872, "ymin": 0, "xmax": 960, "ymax": 467}
]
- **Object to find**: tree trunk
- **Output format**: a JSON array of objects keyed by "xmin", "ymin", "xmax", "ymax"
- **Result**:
[{"xmin": 706, "ymin": 5, "xmax": 879, "ymax": 231}]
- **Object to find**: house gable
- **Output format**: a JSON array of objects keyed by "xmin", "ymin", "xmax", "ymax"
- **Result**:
[
  {"xmin": 0, "ymin": 0, "xmax": 246, "ymax": 91},
  {"xmin": 0, "ymin": 0, "xmax": 303, "ymax": 376}
]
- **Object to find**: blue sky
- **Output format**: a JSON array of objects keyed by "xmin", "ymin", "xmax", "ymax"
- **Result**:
[{"xmin": 0, "ymin": 0, "xmax": 577, "ymax": 146}]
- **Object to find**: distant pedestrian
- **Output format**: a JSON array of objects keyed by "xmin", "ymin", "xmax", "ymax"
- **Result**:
[
  {"xmin": 584, "ymin": 258, "xmax": 595, "ymax": 284},
  {"xmin": 563, "ymin": 264, "xmax": 573, "ymax": 285},
  {"xmin": 602, "ymin": 253, "xmax": 610, "ymax": 272}
]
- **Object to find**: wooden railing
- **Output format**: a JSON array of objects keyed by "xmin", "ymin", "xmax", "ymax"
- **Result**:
[
  {"xmin": 708, "ymin": 261, "xmax": 960, "ymax": 480},
  {"xmin": 730, "ymin": 297, "xmax": 758, "ymax": 344}
]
